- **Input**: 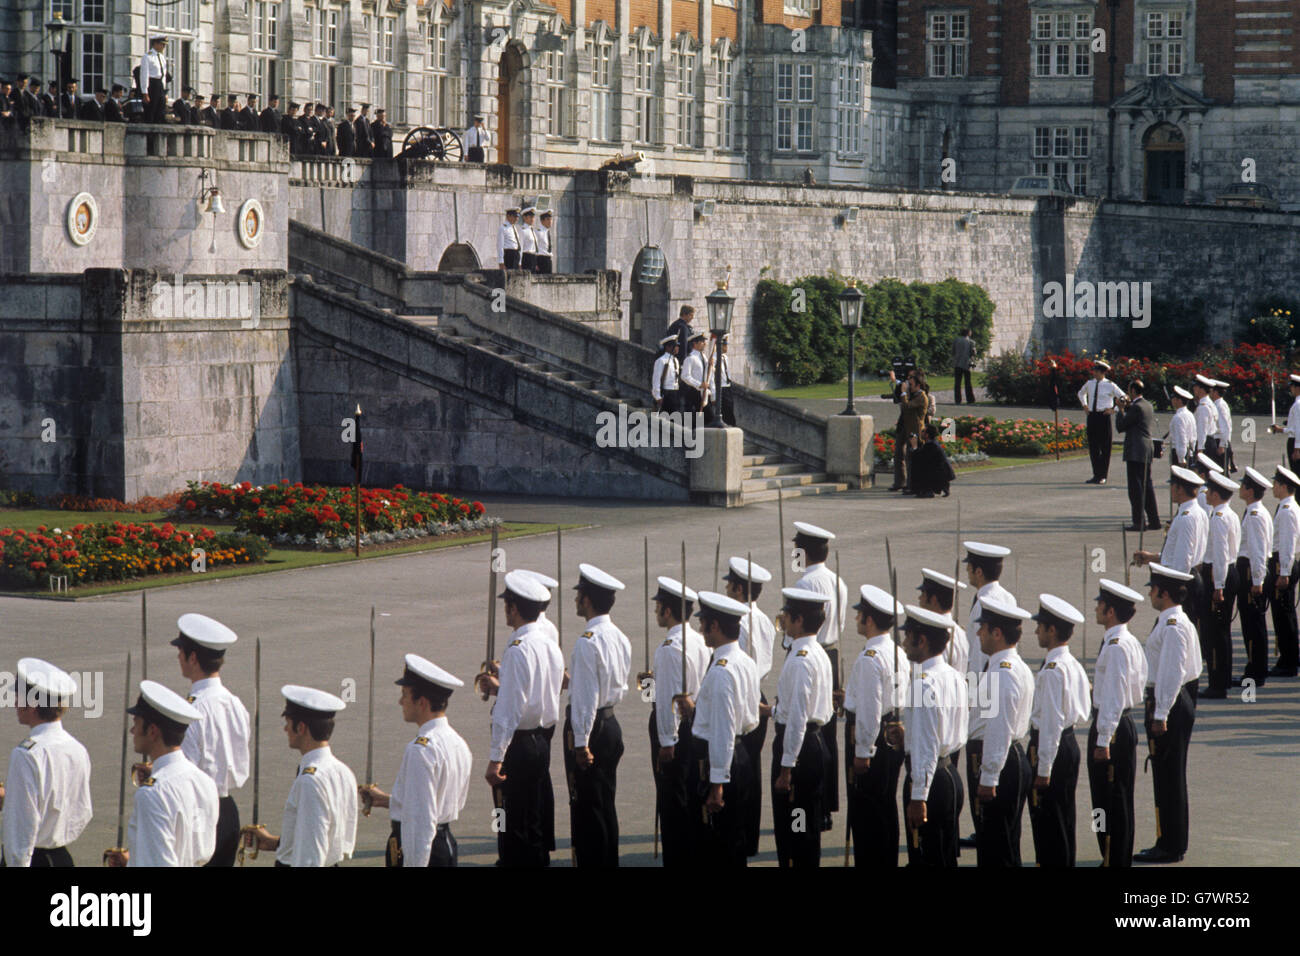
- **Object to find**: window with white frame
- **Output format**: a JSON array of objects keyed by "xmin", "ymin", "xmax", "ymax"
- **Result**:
[
  {"xmin": 1033, "ymin": 11, "xmax": 1092, "ymax": 76},
  {"xmin": 716, "ymin": 48, "xmax": 735, "ymax": 150},
  {"xmin": 52, "ymin": 0, "xmax": 113, "ymax": 93},
  {"xmin": 672, "ymin": 46, "xmax": 696, "ymax": 147},
  {"xmin": 633, "ymin": 40, "xmax": 657, "ymax": 144},
  {"xmin": 543, "ymin": 47, "xmax": 570, "ymax": 136},
  {"xmin": 306, "ymin": 5, "xmax": 342, "ymax": 107},
  {"xmin": 365, "ymin": 13, "xmax": 400, "ymax": 117},
  {"xmin": 586, "ymin": 35, "xmax": 615, "ymax": 141},
  {"xmin": 927, "ymin": 12, "xmax": 968, "ymax": 77},
  {"xmin": 1145, "ymin": 11, "xmax": 1184, "ymax": 76},
  {"xmin": 248, "ymin": 2, "xmax": 280, "ymax": 99},
  {"xmin": 776, "ymin": 61, "xmax": 815, "ymax": 151},
  {"xmin": 836, "ymin": 63, "xmax": 864, "ymax": 154},
  {"xmin": 421, "ymin": 20, "xmax": 451, "ymax": 128},
  {"xmin": 785, "ymin": 0, "xmax": 812, "ymax": 15},
  {"xmin": 146, "ymin": 0, "xmax": 197, "ymax": 33},
  {"xmin": 1032, "ymin": 124, "xmax": 1089, "ymax": 194}
]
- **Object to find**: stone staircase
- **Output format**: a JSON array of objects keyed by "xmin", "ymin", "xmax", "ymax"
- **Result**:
[{"xmin": 741, "ymin": 444, "xmax": 849, "ymax": 502}]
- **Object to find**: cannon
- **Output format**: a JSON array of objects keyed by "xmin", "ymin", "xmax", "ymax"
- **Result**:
[{"xmin": 399, "ymin": 126, "xmax": 463, "ymax": 161}]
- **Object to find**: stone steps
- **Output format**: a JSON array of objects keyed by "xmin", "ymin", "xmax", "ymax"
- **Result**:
[{"xmin": 742, "ymin": 481, "xmax": 850, "ymax": 502}]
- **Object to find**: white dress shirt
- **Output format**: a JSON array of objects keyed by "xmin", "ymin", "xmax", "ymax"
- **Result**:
[
  {"xmin": 651, "ymin": 352, "xmax": 680, "ymax": 400},
  {"xmin": 1, "ymin": 720, "xmax": 92, "ymax": 866},
  {"xmin": 1208, "ymin": 501, "xmax": 1242, "ymax": 589},
  {"xmin": 1029, "ymin": 646, "xmax": 1090, "ymax": 776},
  {"xmin": 680, "ymin": 348, "xmax": 707, "ymax": 391},
  {"xmin": 692, "ymin": 641, "xmax": 761, "ymax": 783},
  {"xmin": 276, "ymin": 745, "xmax": 358, "ymax": 867},
  {"xmin": 536, "ymin": 611, "xmax": 559, "ymax": 644},
  {"xmin": 843, "ymin": 633, "xmax": 904, "ymax": 759},
  {"xmin": 568, "ymin": 614, "xmax": 632, "ymax": 747},
  {"xmin": 1195, "ymin": 396, "xmax": 1219, "ymax": 450},
  {"xmin": 1078, "ymin": 378, "xmax": 1125, "ymax": 411},
  {"xmin": 903, "ymin": 654, "xmax": 968, "ymax": 800},
  {"xmin": 519, "ymin": 222, "xmax": 537, "ymax": 254},
  {"xmin": 738, "ymin": 602, "xmax": 776, "ymax": 679},
  {"xmin": 497, "ymin": 221, "xmax": 521, "ymax": 262},
  {"xmin": 535, "ymin": 223, "xmax": 551, "ymax": 256},
  {"xmin": 1215, "ymin": 396, "xmax": 1232, "ymax": 446},
  {"xmin": 1274, "ymin": 495, "xmax": 1300, "ymax": 569},
  {"xmin": 1286, "ymin": 395, "xmax": 1300, "ymax": 439},
  {"xmin": 463, "ymin": 125, "xmax": 490, "ymax": 149},
  {"xmin": 773, "ymin": 635, "xmax": 834, "ymax": 767},
  {"xmin": 967, "ymin": 580, "xmax": 1017, "ymax": 693},
  {"xmin": 1092, "ymin": 624, "xmax": 1148, "ymax": 745},
  {"xmin": 652, "ymin": 623, "xmax": 710, "ymax": 746},
  {"xmin": 489, "ymin": 620, "xmax": 564, "ymax": 761},
  {"xmin": 720, "ymin": 354, "xmax": 732, "ymax": 387},
  {"xmin": 139, "ymin": 49, "xmax": 167, "ymax": 93},
  {"xmin": 127, "ymin": 749, "xmax": 219, "ymax": 867},
  {"xmin": 1239, "ymin": 500, "xmax": 1273, "ymax": 587},
  {"xmin": 796, "ymin": 562, "xmax": 849, "ymax": 648},
  {"xmin": 977, "ymin": 647, "xmax": 1035, "ymax": 787},
  {"xmin": 945, "ymin": 621, "xmax": 968, "ymax": 676},
  {"xmin": 181, "ymin": 676, "xmax": 250, "ymax": 798},
  {"xmin": 1195, "ymin": 487, "xmax": 1212, "ymax": 518},
  {"xmin": 1160, "ymin": 499, "xmax": 1209, "ymax": 573},
  {"xmin": 1144, "ymin": 605, "xmax": 1203, "ymax": 721},
  {"xmin": 1170, "ymin": 406, "xmax": 1195, "ymax": 463},
  {"xmin": 389, "ymin": 716, "xmax": 472, "ymax": 867}
]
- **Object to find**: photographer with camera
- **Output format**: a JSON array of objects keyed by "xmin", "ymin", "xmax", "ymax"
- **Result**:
[{"xmin": 888, "ymin": 362, "xmax": 929, "ymax": 494}]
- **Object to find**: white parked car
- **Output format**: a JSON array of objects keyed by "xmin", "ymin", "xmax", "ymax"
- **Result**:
[{"xmin": 1009, "ymin": 175, "xmax": 1075, "ymax": 199}]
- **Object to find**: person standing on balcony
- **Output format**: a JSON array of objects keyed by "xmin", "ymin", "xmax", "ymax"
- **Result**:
[
  {"xmin": 139, "ymin": 35, "xmax": 169, "ymax": 124},
  {"xmin": 519, "ymin": 207, "xmax": 539, "ymax": 271},
  {"xmin": 497, "ymin": 207, "xmax": 522, "ymax": 270},
  {"xmin": 535, "ymin": 211, "xmax": 554, "ymax": 274}
]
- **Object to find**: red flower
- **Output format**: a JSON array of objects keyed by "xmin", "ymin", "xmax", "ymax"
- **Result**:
[{"xmin": 30, "ymin": 561, "xmax": 47, "ymax": 571}]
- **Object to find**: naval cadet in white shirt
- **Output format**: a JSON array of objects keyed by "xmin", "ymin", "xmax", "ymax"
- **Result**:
[
  {"xmin": 1078, "ymin": 359, "xmax": 1125, "ymax": 483},
  {"xmin": 1268, "ymin": 374, "xmax": 1300, "ymax": 464},
  {"xmin": 1133, "ymin": 466, "xmax": 1208, "ymax": 628},
  {"xmin": 240, "ymin": 686, "xmax": 357, "ymax": 867},
  {"xmin": 771, "ymin": 587, "xmax": 834, "ymax": 868},
  {"xmin": 497, "ymin": 207, "xmax": 522, "ymax": 269},
  {"xmin": 363, "ymin": 656, "xmax": 472, "ymax": 867},
  {"xmin": 1135, "ymin": 564, "xmax": 1202, "ymax": 864},
  {"xmin": 462, "ymin": 113, "xmax": 490, "ymax": 163},
  {"xmin": 1, "ymin": 658, "xmax": 91, "ymax": 867},
  {"xmin": 637, "ymin": 575, "xmax": 710, "ymax": 868},
  {"xmin": 962, "ymin": 540, "xmax": 1016, "ymax": 847},
  {"xmin": 535, "ymin": 210, "xmax": 554, "ymax": 273},
  {"xmin": 1026, "ymin": 595, "xmax": 1091, "ymax": 867},
  {"xmin": 890, "ymin": 604, "xmax": 967, "ymax": 867},
  {"xmin": 171, "ymin": 613, "xmax": 250, "ymax": 867},
  {"xmin": 678, "ymin": 331, "xmax": 709, "ymax": 413},
  {"xmin": 839, "ymin": 584, "xmax": 905, "ymax": 867},
  {"xmin": 652, "ymin": 335, "xmax": 682, "ymax": 414},
  {"xmin": 1168, "ymin": 386, "xmax": 1196, "ymax": 467},
  {"xmin": 679, "ymin": 591, "xmax": 761, "ymax": 866},
  {"xmin": 1236, "ymin": 467, "xmax": 1274, "ymax": 686},
  {"xmin": 519, "ymin": 207, "xmax": 539, "ymax": 271},
  {"xmin": 1209, "ymin": 380, "xmax": 1235, "ymax": 472},
  {"xmin": 105, "ymin": 680, "xmax": 219, "ymax": 867},
  {"xmin": 1267, "ymin": 465, "xmax": 1300, "ymax": 676},
  {"xmin": 1201, "ymin": 472, "xmax": 1242, "ymax": 697},
  {"xmin": 1192, "ymin": 375, "xmax": 1221, "ymax": 462},
  {"xmin": 477, "ymin": 571, "xmax": 565, "ymax": 867},
  {"xmin": 562, "ymin": 563, "xmax": 632, "ymax": 868},
  {"xmin": 791, "ymin": 520, "xmax": 848, "ymax": 829},
  {"xmin": 1087, "ymin": 580, "xmax": 1149, "ymax": 868},
  {"xmin": 917, "ymin": 567, "xmax": 970, "ymax": 679},
  {"xmin": 722, "ymin": 555, "xmax": 775, "ymax": 858},
  {"xmin": 972, "ymin": 597, "xmax": 1034, "ymax": 867}
]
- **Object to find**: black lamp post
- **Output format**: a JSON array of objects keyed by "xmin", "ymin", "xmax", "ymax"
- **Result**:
[
  {"xmin": 839, "ymin": 279, "xmax": 864, "ymax": 415},
  {"xmin": 1106, "ymin": 0, "xmax": 1120, "ymax": 199},
  {"xmin": 46, "ymin": 12, "xmax": 69, "ymax": 94},
  {"xmin": 704, "ymin": 278, "xmax": 735, "ymax": 428}
]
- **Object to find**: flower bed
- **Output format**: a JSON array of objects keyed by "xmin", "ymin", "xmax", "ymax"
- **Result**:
[
  {"xmin": 957, "ymin": 416, "xmax": 1088, "ymax": 456},
  {"xmin": 177, "ymin": 480, "xmax": 498, "ymax": 549},
  {"xmin": 0, "ymin": 489, "xmax": 182, "ymax": 512},
  {"xmin": 0, "ymin": 521, "xmax": 269, "ymax": 589},
  {"xmin": 874, "ymin": 428, "xmax": 989, "ymax": 468}
]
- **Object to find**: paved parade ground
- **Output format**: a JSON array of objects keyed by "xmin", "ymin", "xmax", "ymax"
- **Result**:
[{"xmin": 3, "ymin": 420, "xmax": 1297, "ymax": 868}]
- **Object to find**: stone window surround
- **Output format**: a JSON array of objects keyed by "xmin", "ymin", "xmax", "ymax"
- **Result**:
[
  {"xmin": 926, "ymin": 7, "xmax": 971, "ymax": 78},
  {"xmin": 1028, "ymin": 2, "xmax": 1094, "ymax": 78},
  {"xmin": 1137, "ymin": 2, "xmax": 1193, "ymax": 77}
]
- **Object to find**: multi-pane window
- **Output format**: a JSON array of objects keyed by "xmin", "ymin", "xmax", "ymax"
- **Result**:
[
  {"xmin": 633, "ymin": 42, "xmax": 657, "ymax": 144},
  {"xmin": 776, "ymin": 62, "xmax": 815, "ymax": 151},
  {"xmin": 249, "ymin": 2, "xmax": 280, "ymax": 98},
  {"xmin": 785, "ymin": 0, "xmax": 812, "ymax": 14},
  {"xmin": 543, "ymin": 49, "xmax": 570, "ymax": 136},
  {"xmin": 587, "ymin": 37, "xmax": 614, "ymax": 141},
  {"xmin": 928, "ymin": 12, "xmax": 968, "ymax": 77},
  {"xmin": 836, "ymin": 63, "xmax": 864, "ymax": 154},
  {"xmin": 1032, "ymin": 125, "xmax": 1090, "ymax": 194},
  {"xmin": 421, "ymin": 21, "xmax": 451, "ymax": 128},
  {"xmin": 82, "ymin": 0, "xmax": 105, "ymax": 23},
  {"xmin": 146, "ymin": 0, "xmax": 197, "ymax": 32},
  {"xmin": 672, "ymin": 49, "xmax": 696, "ymax": 147},
  {"xmin": 716, "ymin": 50, "xmax": 735, "ymax": 150},
  {"xmin": 80, "ymin": 32, "xmax": 104, "ymax": 91},
  {"xmin": 49, "ymin": 0, "xmax": 73, "ymax": 18},
  {"xmin": 53, "ymin": 1, "xmax": 112, "ymax": 92},
  {"xmin": 365, "ymin": 14, "xmax": 399, "ymax": 116},
  {"xmin": 1033, "ymin": 11, "xmax": 1092, "ymax": 76},
  {"xmin": 306, "ymin": 6, "xmax": 341, "ymax": 106},
  {"xmin": 1146, "ymin": 11, "xmax": 1184, "ymax": 76}
]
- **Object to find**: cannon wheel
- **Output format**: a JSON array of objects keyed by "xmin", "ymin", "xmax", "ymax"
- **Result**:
[{"xmin": 401, "ymin": 126, "xmax": 463, "ymax": 162}]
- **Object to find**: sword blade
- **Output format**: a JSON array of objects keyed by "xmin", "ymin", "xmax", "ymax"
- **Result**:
[
  {"xmin": 713, "ymin": 526, "xmax": 722, "ymax": 590},
  {"xmin": 366, "ymin": 605, "xmax": 376, "ymax": 785},
  {"xmin": 777, "ymin": 487, "xmax": 787, "ymax": 590},
  {"xmin": 140, "ymin": 590, "xmax": 148, "ymax": 682},
  {"xmin": 252, "ymin": 637, "xmax": 261, "ymax": 823},
  {"xmin": 643, "ymin": 537, "xmax": 650, "ymax": 673},
  {"xmin": 114, "ymin": 651, "xmax": 131, "ymax": 849},
  {"xmin": 556, "ymin": 525, "xmax": 563, "ymax": 650}
]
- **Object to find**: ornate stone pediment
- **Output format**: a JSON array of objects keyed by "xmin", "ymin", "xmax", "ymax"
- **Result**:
[{"xmin": 1113, "ymin": 74, "xmax": 1212, "ymax": 122}]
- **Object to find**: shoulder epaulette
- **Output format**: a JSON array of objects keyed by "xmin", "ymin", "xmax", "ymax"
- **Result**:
[
  {"xmin": 18, "ymin": 737, "xmax": 36, "ymax": 750},
  {"xmin": 302, "ymin": 766, "xmax": 317, "ymax": 775},
  {"xmin": 186, "ymin": 695, "xmax": 196, "ymax": 703},
  {"xmin": 717, "ymin": 658, "xmax": 727, "ymax": 667},
  {"xmin": 920, "ymin": 672, "xmax": 929, "ymax": 679},
  {"xmin": 510, "ymin": 639, "xmax": 522, "ymax": 647},
  {"xmin": 581, "ymin": 631, "xmax": 594, "ymax": 639},
  {"xmin": 999, "ymin": 661, "xmax": 1012, "ymax": 669},
  {"xmin": 661, "ymin": 638, "xmax": 673, "ymax": 647},
  {"xmin": 1109, "ymin": 637, "xmax": 1120, "ymax": 646},
  {"xmin": 864, "ymin": 649, "xmax": 877, "ymax": 658},
  {"xmin": 796, "ymin": 650, "xmax": 808, "ymax": 658},
  {"xmin": 141, "ymin": 777, "xmax": 156, "ymax": 787},
  {"xmin": 414, "ymin": 736, "xmax": 430, "ymax": 747},
  {"xmin": 1046, "ymin": 661, "xmax": 1057, "ymax": 669}
]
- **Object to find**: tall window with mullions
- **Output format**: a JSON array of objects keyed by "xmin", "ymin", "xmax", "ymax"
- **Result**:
[{"xmin": 249, "ymin": 1, "xmax": 280, "ymax": 100}]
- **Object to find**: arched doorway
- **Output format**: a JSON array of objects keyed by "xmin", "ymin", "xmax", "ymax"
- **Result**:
[
  {"xmin": 630, "ymin": 250, "xmax": 670, "ymax": 348},
  {"xmin": 437, "ymin": 242, "xmax": 480, "ymax": 272},
  {"xmin": 497, "ymin": 43, "xmax": 526, "ymax": 167},
  {"xmin": 1144, "ymin": 123, "xmax": 1185, "ymax": 204}
]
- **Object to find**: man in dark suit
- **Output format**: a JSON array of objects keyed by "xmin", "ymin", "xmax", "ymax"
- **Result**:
[
  {"xmin": 10, "ymin": 75, "xmax": 26, "ymax": 109},
  {"xmin": 105, "ymin": 84, "xmax": 127, "ymax": 123},
  {"xmin": 336, "ymin": 105, "xmax": 356, "ymax": 156},
  {"xmin": 313, "ymin": 103, "xmax": 335, "ymax": 154},
  {"xmin": 372, "ymin": 108, "xmax": 393, "ymax": 158},
  {"xmin": 32, "ymin": 79, "xmax": 56, "ymax": 117},
  {"xmin": 219, "ymin": 94, "xmax": 239, "ymax": 129},
  {"xmin": 260, "ymin": 93, "xmax": 281, "ymax": 133},
  {"xmin": 171, "ymin": 86, "xmax": 190, "ymax": 123},
  {"xmin": 353, "ymin": 103, "xmax": 373, "ymax": 157},
  {"xmin": 1115, "ymin": 378, "xmax": 1160, "ymax": 532},
  {"xmin": 298, "ymin": 107, "xmax": 319, "ymax": 154},
  {"xmin": 195, "ymin": 94, "xmax": 216, "ymax": 127},
  {"xmin": 0, "ymin": 78, "xmax": 13, "ymax": 129},
  {"xmin": 238, "ymin": 93, "xmax": 259, "ymax": 130},
  {"xmin": 281, "ymin": 102, "xmax": 301, "ymax": 152},
  {"xmin": 79, "ymin": 89, "xmax": 106, "ymax": 121},
  {"xmin": 60, "ymin": 81, "xmax": 80, "ymax": 119}
]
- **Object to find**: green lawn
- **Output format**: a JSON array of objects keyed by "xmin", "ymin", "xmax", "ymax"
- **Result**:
[{"xmin": 766, "ymin": 372, "xmax": 987, "ymax": 401}]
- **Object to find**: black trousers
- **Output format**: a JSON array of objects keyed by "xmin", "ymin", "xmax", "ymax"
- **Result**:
[
  {"xmin": 650, "ymin": 706, "xmax": 694, "ymax": 867},
  {"xmin": 679, "ymin": 384, "xmax": 703, "ymax": 414},
  {"xmin": 1087, "ymin": 709, "xmax": 1138, "ymax": 866},
  {"xmin": 904, "ymin": 754, "xmax": 960, "ymax": 867},
  {"xmin": 386, "ymin": 821, "xmax": 458, "ymax": 866},
  {"xmin": 660, "ymin": 389, "xmax": 681, "ymax": 415},
  {"xmin": 1145, "ymin": 683, "xmax": 1196, "ymax": 857},
  {"xmin": 845, "ymin": 713, "xmax": 904, "ymax": 867},
  {"xmin": 721, "ymin": 387, "xmax": 736, "ymax": 427},
  {"xmin": 503, "ymin": 249, "xmax": 520, "ymax": 269},
  {"xmin": 771, "ymin": 721, "xmax": 827, "ymax": 867},
  {"xmin": 1027, "ymin": 727, "xmax": 1080, "ymax": 867},
  {"xmin": 976, "ymin": 740, "xmax": 1030, "ymax": 867},
  {"xmin": 146, "ymin": 78, "xmax": 165, "ymax": 123},
  {"xmin": 536, "ymin": 254, "xmax": 553, "ymax": 274},
  {"xmin": 741, "ymin": 692, "xmax": 769, "ymax": 856},
  {"xmin": 1179, "ymin": 567, "xmax": 1205, "ymax": 635},
  {"xmin": 1201, "ymin": 562, "xmax": 1238, "ymax": 693},
  {"xmin": 541, "ymin": 723, "xmax": 556, "ymax": 853},
  {"xmin": 204, "ymin": 795, "xmax": 240, "ymax": 867},
  {"xmin": 688, "ymin": 735, "xmax": 753, "ymax": 866},
  {"xmin": 498, "ymin": 727, "xmax": 552, "ymax": 867},
  {"xmin": 954, "ymin": 367, "xmax": 975, "ymax": 404},
  {"xmin": 1126, "ymin": 460, "xmax": 1160, "ymax": 526},
  {"xmin": 822, "ymin": 646, "xmax": 840, "ymax": 818},
  {"xmin": 1237, "ymin": 556, "xmax": 1269, "ymax": 683},
  {"xmin": 563, "ymin": 706, "xmax": 623, "ymax": 867},
  {"xmin": 1266, "ymin": 554, "xmax": 1300, "ymax": 670},
  {"xmin": 965, "ymin": 739, "xmax": 984, "ymax": 836},
  {"xmin": 466, "ymin": 145, "xmax": 485, "ymax": 162},
  {"xmin": 521, "ymin": 252, "xmax": 536, "ymax": 271},
  {"xmin": 1086, "ymin": 411, "xmax": 1112, "ymax": 480},
  {"xmin": 0, "ymin": 845, "xmax": 74, "ymax": 867}
]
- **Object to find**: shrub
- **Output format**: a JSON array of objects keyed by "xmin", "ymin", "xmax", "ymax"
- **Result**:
[{"xmin": 1115, "ymin": 296, "xmax": 1208, "ymax": 359}]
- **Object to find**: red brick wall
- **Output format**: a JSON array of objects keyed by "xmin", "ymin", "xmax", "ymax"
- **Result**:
[
  {"xmin": 586, "ymin": 0, "xmax": 620, "ymax": 31},
  {"xmin": 712, "ymin": 6, "xmax": 739, "ymax": 42},
  {"xmin": 629, "ymin": 0, "xmax": 659, "ymax": 33},
  {"xmin": 672, "ymin": 0, "xmax": 700, "ymax": 39},
  {"xmin": 1000, "ymin": 0, "xmax": 1029, "ymax": 105}
]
